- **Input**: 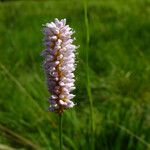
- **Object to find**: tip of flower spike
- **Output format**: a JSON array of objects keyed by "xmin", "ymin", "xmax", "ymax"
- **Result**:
[{"xmin": 62, "ymin": 19, "xmax": 66, "ymax": 25}]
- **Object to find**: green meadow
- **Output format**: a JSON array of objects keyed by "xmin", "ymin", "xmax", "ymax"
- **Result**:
[{"xmin": 0, "ymin": 0, "xmax": 150, "ymax": 149}]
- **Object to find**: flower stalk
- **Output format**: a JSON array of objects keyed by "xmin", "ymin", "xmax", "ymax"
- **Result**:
[{"xmin": 59, "ymin": 114, "xmax": 62, "ymax": 150}]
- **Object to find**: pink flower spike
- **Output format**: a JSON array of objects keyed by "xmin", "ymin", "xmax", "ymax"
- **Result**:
[{"xmin": 42, "ymin": 18, "xmax": 78, "ymax": 114}]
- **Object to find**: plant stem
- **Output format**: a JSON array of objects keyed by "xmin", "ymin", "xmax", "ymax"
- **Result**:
[
  {"xmin": 59, "ymin": 114, "xmax": 62, "ymax": 150},
  {"xmin": 84, "ymin": 1, "xmax": 94, "ymax": 150}
]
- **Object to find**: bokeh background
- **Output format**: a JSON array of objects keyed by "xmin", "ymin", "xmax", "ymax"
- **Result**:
[{"xmin": 0, "ymin": 0, "xmax": 150, "ymax": 150}]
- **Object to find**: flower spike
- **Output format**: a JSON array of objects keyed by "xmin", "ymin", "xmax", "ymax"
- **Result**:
[{"xmin": 42, "ymin": 18, "xmax": 77, "ymax": 114}]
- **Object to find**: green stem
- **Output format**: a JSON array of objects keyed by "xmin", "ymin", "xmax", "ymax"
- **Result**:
[
  {"xmin": 84, "ymin": 1, "xmax": 94, "ymax": 150},
  {"xmin": 59, "ymin": 114, "xmax": 62, "ymax": 150}
]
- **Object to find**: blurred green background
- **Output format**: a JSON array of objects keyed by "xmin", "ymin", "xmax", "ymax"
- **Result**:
[{"xmin": 0, "ymin": 0, "xmax": 150, "ymax": 150}]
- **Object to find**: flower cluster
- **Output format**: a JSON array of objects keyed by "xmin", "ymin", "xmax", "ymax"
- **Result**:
[{"xmin": 42, "ymin": 18, "xmax": 77, "ymax": 114}]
